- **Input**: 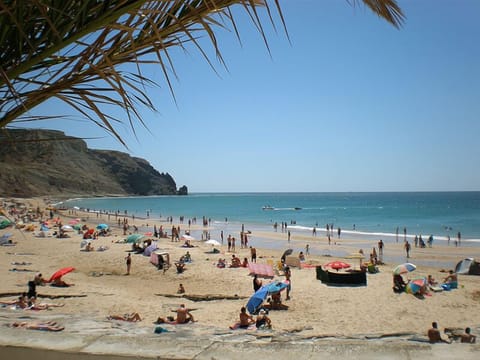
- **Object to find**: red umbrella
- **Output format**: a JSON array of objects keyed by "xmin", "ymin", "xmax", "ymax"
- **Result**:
[
  {"xmin": 48, "ymin": 267, "xmax": 75, "ymax": 283},
  {"xmin": 324, "ymin": 261, "xmax": 351, "ymax": 271}
]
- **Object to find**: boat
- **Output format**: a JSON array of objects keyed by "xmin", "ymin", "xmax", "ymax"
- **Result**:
[
  {"xmin": 262, "ymin": 205, "xmax": 274, "ymax": 210},
  {"xmin": 294, "ymin": 207, "xmax": 302, "ymax": 211}
]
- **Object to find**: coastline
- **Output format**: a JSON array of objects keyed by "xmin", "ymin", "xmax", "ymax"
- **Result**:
[{"xmin": 1, "ymin": 196, "xmax": 480, "ymax": 359}]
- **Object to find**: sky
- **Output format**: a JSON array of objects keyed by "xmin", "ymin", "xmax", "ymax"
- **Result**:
[{"xmin": 18, "ymin": 0, "xmax": 480, "ymax": 192}]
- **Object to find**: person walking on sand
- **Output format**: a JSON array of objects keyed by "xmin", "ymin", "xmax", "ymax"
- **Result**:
[
  {"xmin": 285, "ymin": 266, "xmax": 291, "ymax": 300},
  {"xmin": 404, "ymin": 240, "xmax": 411, "ymax": 259},
  {"xmin": 125, "ymin": 253, "xmax": 132, "ymax": 275}
]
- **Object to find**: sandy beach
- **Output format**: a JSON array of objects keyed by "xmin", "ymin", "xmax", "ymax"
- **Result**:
[{"xmin": 1, "ymin": 197, "xmax": 479, "ymax": 359}]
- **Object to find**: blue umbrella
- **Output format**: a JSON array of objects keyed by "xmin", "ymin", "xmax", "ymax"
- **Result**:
[
  {"xmin": 96, "ymin": 223, "xmax": 108, "ymax": 230},
  {"xmin": 126, "ymin": 234, "xmax": 145, "ymax": 243},
  {"xmin": 246, "ymin": 281, "xmax": 289, "ymax": 314},
  {"xmin": 246, "ymin": 286, "xmax": 269, "ymax": 314}
]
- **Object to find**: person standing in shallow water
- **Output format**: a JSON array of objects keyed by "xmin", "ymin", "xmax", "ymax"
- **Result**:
[{"xmin": 125, "ymin": 253, "xmax": 132, "ymax": 275}]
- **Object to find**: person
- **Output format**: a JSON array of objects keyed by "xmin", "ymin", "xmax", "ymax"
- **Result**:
[
  {"xmin": 427, "ymin": 322, "xmax": 450, "ymax": 343},
  {"xmin": 404, "ymin": 240, "xmax": 411, "ymax": 258},
  {"xmin": 107, "ymin": 312, "xmax": 142, "ymax": 322},
  {"xmin": 27, "ymin": 296, "xmax": 64, "ymax": 310},
  {"xmin": 250, "ymin": 246, "xmax": 257, "ymax": 263},
  {"xmin": 265, "ymin": 291, "xmax": 289, "ymax": 310},
  {"xmin": 177, "ymin": 283, "xmax": 185, "ymax": 294},
  {"xmin": 11, "ymin": 321, "xmax": 64, "ymax": 332},
  {"xmin": 85, "ymin": 242, "xmax": 95, "ymax": 251},
  {"xmin": 461, "ymin": 327, "xmax": 476, "ymax": 343},
  {"xmin": 216, "ymin": 258, "xmax": 226, "ymax": 268},
  {"xmin": 284, "ymin": 266, "xmax": 291, "ymax": 300},
  {"xmin": 175, "ymin": 261, "xmax": 185, "ymax": 273},
  {"xmin": 427, "ymin": 274, "xmax": 438, "ymax": 286},
  {"xmin": 255, "ymin": 309, "xmax": 272, "ymax": 329},
  {"xmin": 378, "ymin": 239, "xmax": 384, "ymax": 256},
  {"xmin": 236, "ymin": 306, "xmax": 255, "ymax": 329},
  {"xmin": 298, "ymin": 251, "xmax": 305, "ymax": 261},
  {"xmin": 1, "ymin": 293, "xmax": 28, "ymax": 309},
  {"xmin": 125, "ymin": 253, "xmax": 132, "ymax": 275},
  {"xmin": 241, "ymin": 257, "xmax": 248, "ymax": 268},
  {"xmin": 443, "ymin": 270, "xmax": 458, "ymax": 286},
  {"xmin": 51, "ymin": 276, "xmax": 73, "ymax": 287},
  {"xmin": 175, "ymin": 304, "xmax": 195, "ymax": 324},
  {"xmin": 34, "ymin": 273, "xmax": 46, "ymax": 286},
  {"xmin": 393, "ymin": 274, "xmax": 407, "ymax": 293},
  {"xmin": 230, "ymin": 255, "xmax": 241, "ymax": 268},
  {"xmin": 253, "ymin": 274, "xmax": 262, "ymax": 292},
  {"xmin": 305, "ymin": 243, "xmax": 310, "ymax": 255}
]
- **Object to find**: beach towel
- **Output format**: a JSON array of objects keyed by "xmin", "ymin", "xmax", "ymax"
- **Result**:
[{"xmin": 248, "ymin": 263, "xmax": 274, "ymax": 278}]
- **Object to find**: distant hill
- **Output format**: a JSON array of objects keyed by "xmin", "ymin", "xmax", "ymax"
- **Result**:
[{"xmin": 0, "ymin": 129, "xmax": 188, "ymax": 198}]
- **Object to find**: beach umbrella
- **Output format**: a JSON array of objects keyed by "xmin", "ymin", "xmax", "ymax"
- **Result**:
[
  {"xmin": 246, "ymin": 286, "xmax": 269, "ymax": 314},
  {"xmin": 406, "ymin": 277, "xmax": 426, "ymax": 294},
  {"xmin": 246, "ymin": 281, "xmax": 289, "ymax": 314},
  {"xmin": 281, "ymin": 248, "xmax": 293, "ymax": 261},
  {"xmin": 324, "ymin": 261, "xmax": 351, "ymax": 271},
  {"xmin": 205, "ymin": 239, "xmax": 221, "ymax": 246},
  {"xmin": 126, "ymin": 234, "xmax": 144, "ymax": 243},
  {"xmin": 80, "ymin": 239, "xmax": 91, "ymax": 248},
  {"xmin": 68, "ymin": 219, "xmax": 79, "ymax": 225},
  {"xmin": 48, "ymin": 267, "xmax": 75, "ymax": 282},
  {"xmin": 96, "ymin": 223, "xmax": 108, "ymax": 230},
  {"xmin": 61, "ymin": 225, "xmax": 74, "ymax": 232},
  {"xmin": 72, "ymin": 224, "xmax": 82, "ymax": 230},
  {"xmin": 181, "ymin": 234, "xmax": 195, "ymax": 241},
  {"xmin": 392, "ymin": 263, "xmax": 416, "ymax": 275},
  {"xmin": 0, "ymin": 219, "xmax": 12, "ymax": 229}
]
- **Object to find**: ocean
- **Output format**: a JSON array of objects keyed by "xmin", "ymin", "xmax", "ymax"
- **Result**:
[{"xmin": 62, "ymin": 192, "xmax": 480, "ymax": 247}]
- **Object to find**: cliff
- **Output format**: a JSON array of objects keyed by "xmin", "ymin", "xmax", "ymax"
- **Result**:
[{"xmin": 0, "ymin": 129, "xmax": 188, "ymax": 197}]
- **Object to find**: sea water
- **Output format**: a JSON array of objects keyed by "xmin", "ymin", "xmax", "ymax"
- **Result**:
[{"xmin": 63, "ymin": 192, "xmax": 480, "ymax": 246}]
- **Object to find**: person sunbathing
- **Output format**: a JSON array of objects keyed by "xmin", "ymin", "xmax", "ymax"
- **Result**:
[
  {"xmin": 11, "ymin": 321, "xmax": 64, "ymax": 331},
  {"xmin": 51, "ymin": 278, "xmax": 73, "ymax": 287},
  {"xmin": 0, "ymin": 294, "xmax": 28, "ymax": 308},
  {"xmin": 264, "ymin": 292, "xmax": 289, "ymax": 310},
  {"xmin": 107, "ymin": 312, "xmax": 142, "ymax": 322},
  {"xmin": 27, "ymin": 297, "xmax": 65, "ymax": 310}
]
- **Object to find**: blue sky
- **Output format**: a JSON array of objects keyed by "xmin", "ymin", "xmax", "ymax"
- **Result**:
[{"xmin": 21, "ymin": 1, "xmax": 480, "ymax": 192}]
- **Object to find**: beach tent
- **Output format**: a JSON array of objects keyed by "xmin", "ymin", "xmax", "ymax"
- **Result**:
[
  {"xmin": 150, "ymin": 250, "xmax": 170, "ymax": 270},
  {"xmin": 455, "ymin": 258, "xmax": 480, "ymax": 275},
  {"xmin": 143, "ymin": 242, "xmax": 158, "ymax": 257}
]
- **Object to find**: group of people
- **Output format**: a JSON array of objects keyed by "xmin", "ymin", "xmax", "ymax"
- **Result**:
[
  {"xmin": 393, "ymin": 270, "xmax": 459, "ymax": 295},
  {"xmin": 428, "ymin": 322, "xmax": 476, "ymax": 344}
]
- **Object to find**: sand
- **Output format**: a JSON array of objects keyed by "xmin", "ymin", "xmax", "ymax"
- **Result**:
[{"xmin": 0, "ymin": 197, "xmax": 479, "ymax": 359}]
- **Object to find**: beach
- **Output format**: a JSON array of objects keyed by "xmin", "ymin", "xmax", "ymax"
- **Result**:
[{"xmin": 1, "ymin": 197, "xmax": 480, "ymax": 359}]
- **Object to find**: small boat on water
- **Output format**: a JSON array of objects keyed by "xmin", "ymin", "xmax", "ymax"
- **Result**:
[
  {"xmin": 262, "ymin": 205, "xmax": 274, "ymax": 210},
  {"xmin": 294, "ymin": 207, "xmax": 302, "ymax": 211}
]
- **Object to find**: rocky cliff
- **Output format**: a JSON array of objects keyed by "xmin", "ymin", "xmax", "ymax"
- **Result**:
[{"xmin": 0, "ymin": 129, "xmax": 188, "ymax": 198}]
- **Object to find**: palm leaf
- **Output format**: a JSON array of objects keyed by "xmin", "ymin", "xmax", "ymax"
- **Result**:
[{"xmin": 0, "ymin": 0, "xmax": 403, "ymax": 144}]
